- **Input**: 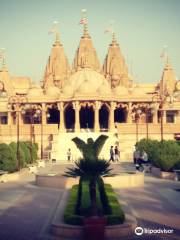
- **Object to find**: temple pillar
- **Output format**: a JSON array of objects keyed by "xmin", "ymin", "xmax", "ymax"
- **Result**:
[
  {"xmin": 162, "ymin": 110, "xmax": 166, "ymax": 124},
  {"xmin": 7, "ymin": 111, "xmax": 12, "ymax": 125},
  {"xmin": 58, "ymin": 102, "xmax": 65, "ymax": 132},
  {"xmin": 126, "ymin": 102, "xmax": 132, "ymax": 123},
  {"xmin": 94, "ymin": 101, "xmax": 100, "ymax": 132},
  {"xmin": 109, "ymin": 102, "xmax": 116, "ymax": 131},
  {"xmin": 73, "ymin": 101, "xmax": 80, "ymax": 132},
  {"xmin": 42, "ymin": 103, "xmax": 46, "ymax": 125},
  {"xmin": 152, "ymin": 110, "xmax": 158, "ymax": 124},
  {"xmin": 176, "ymin": 110, "xmax": 180, "ymax": 123},
  {"xmin": 17, "ymin": 104, "xmax": 23, "ymax": 125}
]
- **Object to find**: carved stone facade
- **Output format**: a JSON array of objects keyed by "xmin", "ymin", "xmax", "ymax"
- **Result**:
[{"xmin": 0, "ymin": 20, "xmax": 180, "ymax": 158}]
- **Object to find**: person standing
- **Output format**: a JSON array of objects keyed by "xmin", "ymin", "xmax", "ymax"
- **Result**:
[
  {"xmin": 67, "ymin": 148, "xmax": 71, "ymax": 162},
  {"xmin": 133, "ymin": 147, "xmax": 140, "ymax": 164},
  {"xmin": 114, "ymin": 146, "xmax": 120, "ymax": 162},
  {"xmin": 109, "ymin": 146, "xmax": 114, "ymax": 162}
]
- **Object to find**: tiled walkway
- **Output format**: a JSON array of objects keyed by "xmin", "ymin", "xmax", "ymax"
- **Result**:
[{"xmin": 0, "ymin": 164, "xmax": 180, "ymax": 240}]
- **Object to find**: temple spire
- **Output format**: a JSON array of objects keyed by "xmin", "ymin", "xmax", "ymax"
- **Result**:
[
  {"xmin": 0, "ymin": 48, "xmax": 8, "ymax": 72},
  {"xmin": 103, "ymin": 31, "xmax": 130, "ymax": 88},
  {"xmin": 160, "ymin": 49, "xmax": 176, "ymax": 96},
  {"xmin": 43, "ymin": 23, "xmax": 70, "ymax": 90},
  {"xmin": 72, "ymin": 9, "xmax": 100, "ymax": 72},
  {"xmin": 81, "ymin": 9, "xmax": 89, "ymax": 38},
  {"xmin": 112, "ymin": 31, "xmax": 117, "ymax": 45},
  {"xmin": 49, "ymin": 21, "xmax": 61, "ymax": 45}
]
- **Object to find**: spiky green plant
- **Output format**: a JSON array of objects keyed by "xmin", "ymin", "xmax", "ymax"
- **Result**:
[{"xmin": 64, "ymin": 135, "xmax": 114, "ymax": 216}]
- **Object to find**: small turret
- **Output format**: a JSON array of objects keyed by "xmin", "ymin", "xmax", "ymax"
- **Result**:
[
  {"xmin": 72, "ymin": 9, "xmax": 100, "ymax": 72},
  {"xmin": 103, "ymin": 31, "xmax": 130, "ymax": 88},
  {"xmin": 160, "ymin": 57, "xmax": 176, "ymax": 96},
  {"xmin": 0, "ymin": 53, "xmax": 14, "ymax": 96},
  {"xmin": 43, "ymin": 23, "xmax": 70, "ymax": 90}
]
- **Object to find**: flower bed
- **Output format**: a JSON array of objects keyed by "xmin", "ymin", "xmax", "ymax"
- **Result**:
[{"xmin": 64, "ymin": 183, "xmax": 125, "ymax": 225}]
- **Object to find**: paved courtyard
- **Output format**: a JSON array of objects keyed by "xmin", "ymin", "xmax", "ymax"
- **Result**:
[{"xmin": 0, "ymin": 163, "xmax": 180, "ymax": 240}]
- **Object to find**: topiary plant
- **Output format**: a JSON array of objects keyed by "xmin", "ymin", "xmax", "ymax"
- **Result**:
[{"xmin": 0, "ymin": 143, "xmax": 16, "ymax": 172}]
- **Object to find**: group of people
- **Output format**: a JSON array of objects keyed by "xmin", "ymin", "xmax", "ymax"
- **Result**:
[
  {"xmin": 133, "ymin": 147, "xmax": 148, "ymax": 165},
  {"xmin": 67, "ymin": 146, "xmax": 121, "ymax": 162},
  {"xmin": 110, "ymin": 146, "xmax": 120, "ymax": 162}
]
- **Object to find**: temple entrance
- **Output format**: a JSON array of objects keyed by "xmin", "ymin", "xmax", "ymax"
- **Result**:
[
  {"xmin": 99, "ymin": 104, "xmax": 109, "ymax": 129},
  {"xmin": 114, "ymin": 108, "xmax": 126, "ymax": 123},
  {"xmin": 65, "ymin": 105, "xmax": 75, "ymax": 129},
  {"xmin": 47, "ymin": 106, "xmax": 60, "ymax": 124},
  {"xmin": 80, "ymin": 106, "xmax": 94, "ymax": 129}
]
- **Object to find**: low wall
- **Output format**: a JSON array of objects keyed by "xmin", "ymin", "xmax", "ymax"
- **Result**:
[
  {"xmin": 0, "ymin": 171, "xmax": 21, "ymax": 183},
  {"xmin": 36, "ymin": 172, "xmax": 144, "ymax": 189},
  {"xmin": 103, "ymin": 172, "xmax": 144, "ymax": 188},
  {"xmin": 36, "ymin": 174, "xmax": 79, "ymax": 189},
  {"xmin": 151, "ymin": 167, "xmax": 176, "ymax": 180}
]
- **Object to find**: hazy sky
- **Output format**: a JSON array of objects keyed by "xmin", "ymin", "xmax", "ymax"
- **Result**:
[{"xmin": 0, "ymin": 0, "xmax": 180, "ymax": 84}]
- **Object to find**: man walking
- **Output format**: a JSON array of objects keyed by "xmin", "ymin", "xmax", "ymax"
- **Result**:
[
  {"xmin": 67, "ymin": 148, "xmax": 71, "ymax": 162},
  {"xmin": 109, "ymin": 146, "xmax": 114, "ymax": 162}
]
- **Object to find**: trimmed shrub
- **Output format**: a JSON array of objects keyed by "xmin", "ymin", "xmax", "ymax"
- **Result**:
[
  {"xmin": 20, "ymin": 142, "xmax": 31, "ymax": 164},
  {"xmin": 0, "ymin": 141, "xmax": 39, "ymax": 172},
  {"xmin": 0, "ymin": 143, "xmax": 16, "ymax": 172},
  {"xmin": 64, "ymin": 185, "xmax": 84, "ymax": 225},
  {"xmin": 98, "ymin": 177, "xmax": 111, "ymax": 214},
  {"xmin": 136, "ymin": 139, "xmax": 159, "ymax": 163},
  {"xmin": 79, "ymin": 181, "xmax": 91, "ymax": 216},
  {"xmin": 24, "ymin": 141, "xmax": 38, "ymax": 163},
  {"xmin": 104, "ymin": 184, "xmax": 125, "ymax": 225},
  {"xmin": 79, "ymin": 181, "xmax": 103, "ymax": 217},
  {"xmin": 136, "ymin": 139, "xmax": 180, "ymax": 171},
  {"xmin": 154, "ymin": 141, "xmax": 180, "ymax": 171},
  {"xmin": 64, "ymin": 183, "xmax": 125, "ymax": 226},
  {"xmin": 9, "ymin": 142, "xmax": 26, "ymax": 168}
]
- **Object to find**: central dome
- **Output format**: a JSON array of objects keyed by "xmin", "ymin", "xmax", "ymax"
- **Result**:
[{"xmin": 63, "ymin": 68, "xmax": 111, "ymax": 97}]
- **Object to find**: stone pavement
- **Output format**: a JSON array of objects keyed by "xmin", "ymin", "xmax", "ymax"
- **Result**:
[{"xmin": 0, "ymin": 163, "xmax": 180, "ymax": 240}]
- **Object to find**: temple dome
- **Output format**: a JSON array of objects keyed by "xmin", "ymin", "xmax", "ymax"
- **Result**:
[
  {"xmin": 113, "ymin": 85, "xmax": 129, "ymax": 95},
  {"xmin": 62, "ymin": 68, "xmax": 111, "ymax": 97},
  {"xmin": 45, "ymin": 86, "xmax": 60, "ymax": 99},
  {"xmin": 63, "ymin": 85, "xmax": 74, "ymax": 96},
  {"xmin": 27, "ymin": 85, "xmax": 44, "ymax": 98}
]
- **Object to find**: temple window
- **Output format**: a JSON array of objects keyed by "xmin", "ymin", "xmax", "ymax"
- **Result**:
[
  {"xmin": 0, "ymin": 112, "xmax": 8, "ymax": 124},
  {"xmin": 166, "ymin": 111, "xmax": 175, "ymax": 123}
]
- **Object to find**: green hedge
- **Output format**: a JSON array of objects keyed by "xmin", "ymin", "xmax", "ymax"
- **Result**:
[
  {"xmin": 136, "ymin": 139, "xmax": 180, "ymax": 171},
  {"xmin": 64, "ymin": 183, "xmax": 125, "ymax": 226},
  {"xmin": 0, "ymin": 141, "xmax": 38, "ymax": 172},
  {"xmin": 78, "ymin": 181, "xmax": 103, "ymax": 217},
  {"xmin": 104, "ymin": 184, "xmax": 125, "ymax": 225},
  {"xmin": 64, "ymin": 185, "xmax": 84, "ymax": 225},
  {"xmin": 0, "ymin": 143, "xmax": 16, "ymax": 172}
]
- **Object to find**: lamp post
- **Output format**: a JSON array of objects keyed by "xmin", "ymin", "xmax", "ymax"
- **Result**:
[
  {"xmin": 22, "ymin": 105, "xmax": 49, "ymax": 161},
  {"xmin": 22, "ymin": 104, "xmax": 38, "ymax": 164},
  {"xmin": 145, "ymin": 106, "xmax": 149, "ymax": 140},
  {"xmin": 8, "ymin": 96, "xmax": 28, "ymax": 171},
  {"xmin": 0, "ymin": 86, "xmax": 7, "ymax": 139},
  {"xmin": 151, "ymin": 93, "xmax": 165, "ymax": 141},
  {"xmin": 135, "ymin": 109, "xmax": 141, "ymax": 143}
]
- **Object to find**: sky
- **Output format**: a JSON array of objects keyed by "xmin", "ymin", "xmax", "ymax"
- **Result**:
[{"xmin": 0, "ymin": 0, "xmax": 180, "ymax": 84}]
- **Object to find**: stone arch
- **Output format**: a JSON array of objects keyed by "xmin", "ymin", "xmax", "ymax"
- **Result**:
[
  {"xmin": 114, "ymin": 106, "xmax": 126, "ymax": 123},
  {"xmin": 99, "ymin": 104, "xmax": 109, "ymax": 129},
  {"xmin": 64, "ymin": 104, "xmax": 75, "ymax": 129},
  {"xmin": 80, "ymin": 104, "xmax": 94, "ymax": 129},
  {"xmin": 47, "ymin": 104, "xmax": 60, "ymax": 124}
]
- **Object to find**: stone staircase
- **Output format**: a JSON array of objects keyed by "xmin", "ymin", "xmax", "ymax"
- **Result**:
[{"xmin": 50, "ymin": 130, "xmax": 135, "ymax": 164}]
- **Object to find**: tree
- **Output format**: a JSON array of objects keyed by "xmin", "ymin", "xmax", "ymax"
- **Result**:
[{"xmin": 64, "ymin": 135, "xmax": 113, "ymax": 216}]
